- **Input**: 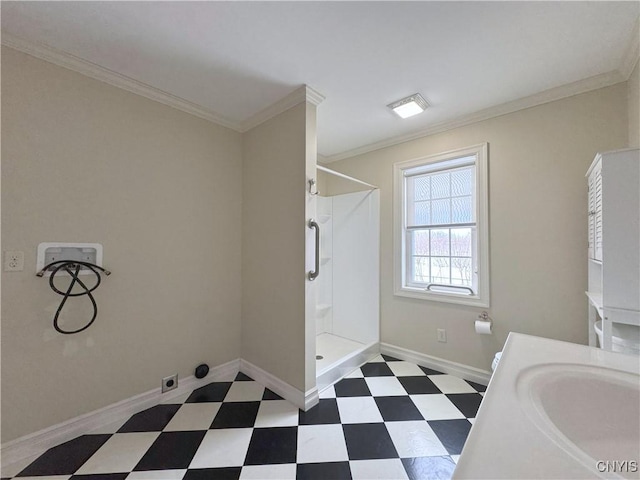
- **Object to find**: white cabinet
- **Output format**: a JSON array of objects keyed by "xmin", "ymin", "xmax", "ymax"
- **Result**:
[{"xmin": 586, "ymin": 149, "xmax": 640, "ymax": 351}]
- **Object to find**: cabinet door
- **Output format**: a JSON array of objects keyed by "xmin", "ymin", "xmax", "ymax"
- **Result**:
[
  {"xmin": 587, "ymin": 162, "xmax": 603, "ymax": 261},
  {"xmin": 588, "ymin": 172, "xmax": 596, "ymax": 259},
  {"xmin": 593, "ymin": 166, "xmax": 603, "ymax": 261}
]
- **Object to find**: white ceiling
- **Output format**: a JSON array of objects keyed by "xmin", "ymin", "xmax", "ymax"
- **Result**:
[{"xmin": 2, "ymin": 2, "xmax": 638, "ymax": 160}]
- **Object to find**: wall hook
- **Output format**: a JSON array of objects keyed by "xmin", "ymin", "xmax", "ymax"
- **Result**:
[{"xmin": 308, "ymin": 178, "xmax": 319, "ymax": 195}]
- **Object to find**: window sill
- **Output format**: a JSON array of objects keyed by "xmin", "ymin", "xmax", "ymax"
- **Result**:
[{"xmin": 394, "ymin": 286, "xmax": 489, "ymax": 308}]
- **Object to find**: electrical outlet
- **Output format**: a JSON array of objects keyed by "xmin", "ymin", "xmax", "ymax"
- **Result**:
[
  {"xmin": 437, "ymin": 328, "xmax": 447, "ymax": 343},
  {"xmin": 4, "ymin": 251, "xmax": 24, "ymax": 272},
  {"xmin": 162, "ymin": 374, "xmax": 178, "ymax": 393}
]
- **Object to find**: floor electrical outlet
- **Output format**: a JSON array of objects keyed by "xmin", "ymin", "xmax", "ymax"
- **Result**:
[
  {"xmin": 437, "ymin": 328, "xmax": 447, "ymax": 343},
  {"xmin": 162, "ymin": 374, "xmax": 178, "ymax": 393},
  {"xmin": 4, "ymin": 251, "xmax": 24, "ymax": 271}
]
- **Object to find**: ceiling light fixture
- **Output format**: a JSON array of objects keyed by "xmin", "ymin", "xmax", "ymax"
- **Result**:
[{"xmin": 388, "ymin": 93, "xmax": 429, "ymax": 119}]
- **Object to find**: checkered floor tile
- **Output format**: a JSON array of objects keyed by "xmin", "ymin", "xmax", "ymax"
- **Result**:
[{"xmin": 6, "ymin": 354, "xmax": 485, "ymax": 480}]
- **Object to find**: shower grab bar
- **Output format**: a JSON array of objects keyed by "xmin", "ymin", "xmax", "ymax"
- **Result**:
[
  {"xmin": 426, "ymin": 283, "xmax": 474, "ymax": 295},
  {"xmin": 308, "ymin": 219, "xmax": 320, "ymax": 281}
]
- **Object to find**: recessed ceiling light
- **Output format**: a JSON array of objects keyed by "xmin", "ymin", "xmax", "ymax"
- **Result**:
[{"xmin": 388, "ymin": 93, "xmax": 429, "ymax": 119}]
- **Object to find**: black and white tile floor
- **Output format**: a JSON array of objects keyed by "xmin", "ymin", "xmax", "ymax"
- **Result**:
[{"xmin": 5, "ymin": 354, "xmax": 486, "ymax": 480}]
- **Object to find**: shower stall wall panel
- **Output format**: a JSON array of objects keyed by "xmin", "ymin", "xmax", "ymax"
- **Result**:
[
  {"xmin": 316, "ymin": 196, "xmax": 333, "ymax": 336},
  {"xmin": 332, "ymin": 190, "xmax": 380, "ymax": 345},
  {"xmin": 315, "ymin": 189, "xmax": 380, "ymax": 391}
]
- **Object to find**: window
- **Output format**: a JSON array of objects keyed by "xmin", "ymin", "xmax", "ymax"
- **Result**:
[{"xmin": 394, "ymin": 144, "xmax": 489, "ymax": 307}]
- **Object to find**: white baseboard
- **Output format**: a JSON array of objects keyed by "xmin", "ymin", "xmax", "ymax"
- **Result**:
[
  {"xmin": 239, "ymin": 359, "xmax": 318, "ymax": 411},
  {"xmin": 0, "ymin": 358, "xmax": 240, "ymax": 470},
  {"xmin": 303, "ymin": 388, "xmax": 320, "ymax": 411},
  {"xmin": 380, "ymin": 342, "xmax": 491, "ymax": 385},
  {"xmin": 3, "ymin": 352, "xmax": 371, "ymax": 471}
]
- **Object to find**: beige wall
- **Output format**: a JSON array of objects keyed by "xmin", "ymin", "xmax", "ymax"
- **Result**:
[
  {"xmin": 324, "ymin": 84, "xmax": 628, "ymax": 371},
  {"xmin": 1, "ymin": 48, "xmax": 243, "ymax": 442},
  {"xmin": 241, "ymin": 102, "xmax": 309, "ymax": 392},
  {"xmin": 629, "ymin": 60, "xmax": 639, "ymax": 148}
]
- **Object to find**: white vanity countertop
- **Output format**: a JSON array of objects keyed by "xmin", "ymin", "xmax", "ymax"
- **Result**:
[{"xmin": 453, "ymin": 333, "xmax": 640, "ymax": 479}]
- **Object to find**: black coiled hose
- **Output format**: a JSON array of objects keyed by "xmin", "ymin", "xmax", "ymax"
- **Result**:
[{"xmin": 37, "ymin": 260, "xmax": 111, "ymax": 334}]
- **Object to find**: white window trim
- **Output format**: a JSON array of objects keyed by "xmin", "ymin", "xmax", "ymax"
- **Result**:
[{"xmin": 393, "ymin": 143, "xmax": 490, "ymax": 307}]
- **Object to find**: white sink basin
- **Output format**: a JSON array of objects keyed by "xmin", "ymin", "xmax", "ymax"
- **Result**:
[
  {"xmin": 517, "ymin": 364, "xmax": 640, "ymax": 474},
  {"xmin": 454, "ymin": 334, "xmax": 640, "ymax": 479}
]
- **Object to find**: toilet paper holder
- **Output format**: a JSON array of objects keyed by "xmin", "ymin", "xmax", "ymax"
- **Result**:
[{"xmin": 475, "ymin": 311, "xmax": 493, "ymax": 334}]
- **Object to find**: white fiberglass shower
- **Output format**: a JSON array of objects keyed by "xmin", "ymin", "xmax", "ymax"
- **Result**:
[{"xmin": 313, "ymin": 166, "xmax": 380, "ymax": 391}]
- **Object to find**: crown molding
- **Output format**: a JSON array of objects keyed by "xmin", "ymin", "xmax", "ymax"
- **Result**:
[
  {"xmin": 2, "ymin": 34, "xmax": 326, "ymax": 133},
  {"xmin": 1, "ymin": 34, "xmax": 242, "ymax": 131},
  {"xmin": 620, "ymin": 17, "xmax": 639, "ymax": 80},
  {"xmin": 2, "ymin": 32, "xmax": 630, "ymax": 162},
  {"xmin": 305, "ymin": 85, "xmax": 326, "ymax": 107},
  {"xmin": 240, "ymin": 85, "xmax": 325, "ymax": 132},
  {"xmin": 321, "ymin": 69, "xmax": 626, "ymax": 164}
]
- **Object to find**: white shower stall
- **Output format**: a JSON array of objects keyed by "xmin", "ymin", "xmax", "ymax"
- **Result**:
[{"xmin": 313, "ymin": 169, "xmax": 380, "ymax": 391}]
